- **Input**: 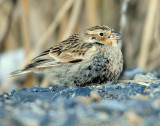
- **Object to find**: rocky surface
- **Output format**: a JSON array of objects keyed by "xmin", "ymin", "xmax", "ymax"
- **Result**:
[{"xmin": 0, "ymin": 68, "xmax": 160, "ymax": 126}]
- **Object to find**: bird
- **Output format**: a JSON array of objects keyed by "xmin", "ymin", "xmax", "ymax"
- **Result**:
[{"xmin": 11, "ymin": 25, "xmax": 123, "ymax": 86}]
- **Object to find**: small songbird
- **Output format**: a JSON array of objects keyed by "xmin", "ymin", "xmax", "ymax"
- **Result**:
[{"xmin": 11, "ymin": 25, "xmax": 123, "ymax": 86}]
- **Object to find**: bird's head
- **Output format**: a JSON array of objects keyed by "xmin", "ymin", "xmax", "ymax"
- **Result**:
[{"xmin": 83, "ymin": 25, "xmax": 121, "ymax": 47}]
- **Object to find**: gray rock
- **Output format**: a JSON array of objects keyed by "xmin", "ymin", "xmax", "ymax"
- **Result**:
[{"xmin": 0, "ymin": 68, "xmax": 160, "ymax": 126}]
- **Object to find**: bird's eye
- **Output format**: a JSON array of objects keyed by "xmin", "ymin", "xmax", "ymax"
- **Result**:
[
  {"xmin": 92, "ymin": 37, "xmax": 96, "ymax": 39},
  {"xmin": 99, "ymin": 33, "xmax": 104, "ymax": 36}
]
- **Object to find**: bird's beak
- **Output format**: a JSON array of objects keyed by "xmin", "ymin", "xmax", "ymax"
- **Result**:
[{"xmin": 110, "ymin": 30, "xmax": 121, "ymax": 40}]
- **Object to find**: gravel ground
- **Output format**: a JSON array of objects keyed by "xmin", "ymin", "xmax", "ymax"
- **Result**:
[{"xmin": 0, "ymin": 68, "xmax": 160, "ymax": 126}]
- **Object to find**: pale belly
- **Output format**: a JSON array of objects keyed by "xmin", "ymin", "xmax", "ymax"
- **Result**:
[{"xmin": 47, "ymin": 46, "xmax": 123, "ymax": 86}]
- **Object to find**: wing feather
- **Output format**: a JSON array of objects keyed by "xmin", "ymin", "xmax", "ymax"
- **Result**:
[
  {"xmin": 10, "ymin": 34, "xmax": 94, "ymax": 76},
  {"xmin": 25, "ymin": 35, "xmax": 93, "ymax": 70}
]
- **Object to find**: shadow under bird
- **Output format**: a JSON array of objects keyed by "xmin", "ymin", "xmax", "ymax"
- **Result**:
[{"xmin": 11, "ymin": 25, "xmax": 123, "ymax": 86}]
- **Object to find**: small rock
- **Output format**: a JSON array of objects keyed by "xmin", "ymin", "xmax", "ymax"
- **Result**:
[
  {"xmin": 75, "ymin": 96, "xmax": 91, "ymax": 105},
  {"xmin": 90, "ymin": 91, "xmax": 101, "ymax": 102},
  {"xmin": 134, "ymin": 73, "xmax": 158, "ymax": 81}
]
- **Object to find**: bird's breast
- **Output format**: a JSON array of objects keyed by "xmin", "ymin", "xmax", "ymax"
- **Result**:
[
  {"xmin": 105, "ymin": 47, "xmax": 123, "ymax": 80},
  {"xmin": 92, "ymin": 45, "xmax": 123, "ymax": 80}
]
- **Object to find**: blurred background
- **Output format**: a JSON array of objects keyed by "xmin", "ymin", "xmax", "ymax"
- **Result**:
[{"xmin": 0, "ymin": 0, "xmax": 160, "ymax": 93}]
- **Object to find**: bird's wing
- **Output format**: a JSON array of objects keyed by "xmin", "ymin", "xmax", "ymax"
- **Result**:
[{"xmin": 25, "ymin": 38, "xmax": 93, "ymax": 70}]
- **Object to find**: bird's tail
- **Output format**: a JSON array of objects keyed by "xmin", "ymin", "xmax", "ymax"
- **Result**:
[{"xmin": 10, "ymin": 69, "xmax": 31, "ymax": 77}]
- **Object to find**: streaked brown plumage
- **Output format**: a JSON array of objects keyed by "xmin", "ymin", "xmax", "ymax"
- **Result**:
[{"xmin": 11, "ymin": 25, "xmax": 123, "ymax": 86}]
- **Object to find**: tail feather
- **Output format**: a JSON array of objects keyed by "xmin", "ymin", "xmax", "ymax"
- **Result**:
[
  {"xmin": 10, "ymin": 59, "xmax": 56, "ymax": 77},
  {"xmin": 10, "ymin": 70, "xmax": 31, "ymax": 77}
]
